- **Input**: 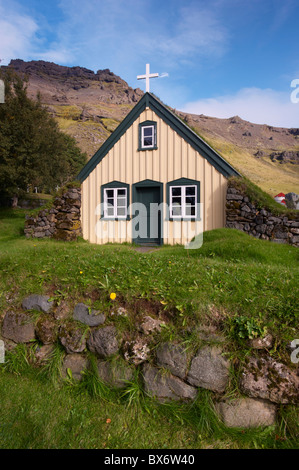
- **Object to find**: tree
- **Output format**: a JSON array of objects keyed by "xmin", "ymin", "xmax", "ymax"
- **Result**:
[{"xmin": 0, "ymin": 69, "xmax": 86, "ymax": 201}]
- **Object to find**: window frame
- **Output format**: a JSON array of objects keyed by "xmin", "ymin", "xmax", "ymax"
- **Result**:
[
  {"xmin": 166, "ymin": 178, "xmax": 201, "ymax": 221},
  {"xmin": 101, "ymin": 181, "xmax": 130, "ymax": 220},
  {"xmin": 169, "ymin": 184, "xmax": 197, "ymax": 219},
  {"xmin": 138, "ymin": 120, "xmax": 157, "ymax": 151}
]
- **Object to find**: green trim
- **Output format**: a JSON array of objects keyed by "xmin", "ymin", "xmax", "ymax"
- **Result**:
[
  {"xmin": 132, "ymin": 179, "xmax": 163, "ymax": 246},
  {"xmin": 166, "ymin": 177, "xmax": 201, "ymax": 221},
  {"xmin": 78, "ymin": 97, "xmax": 147, "ymax": 182},
  {"xmin": 100, "ymin": 180, "xmax": 130, "ymax": 220},
  {"xmin": 138, "ymin": 120, "xmax": 158, "ymax": 151},
  {"xmin": 77, "ymin": 92, "xmax": 240, "ymax": 183},
  {"xmin": 147, "ymin": 96, "xmax": 239, "ymax": 178}
]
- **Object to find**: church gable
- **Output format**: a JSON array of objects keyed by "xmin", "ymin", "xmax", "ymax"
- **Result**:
[
  {"xmin": 79, "ymin": 93, "xmax": 240, "ymax": 245},
  {"xmin": 78, "ymin": 93, "xmax": 240, "ymax": 183}
]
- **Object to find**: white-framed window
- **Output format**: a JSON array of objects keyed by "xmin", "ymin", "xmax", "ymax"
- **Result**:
[
  {"xmin": 169, "ymin": 185, "xmax": 197, "ymax": 219},
  {"xmin": 104, "ymin": 187, "xmax": 127, "ymax": 218},
  {"xmin": 141, "ymin": 125, "xmax": 154, "ymax": 148}
]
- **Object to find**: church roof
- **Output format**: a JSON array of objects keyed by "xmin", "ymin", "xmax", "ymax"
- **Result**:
[{"xmin": 78, "ymin": 92, "xmax": 241, "ymax": 182}]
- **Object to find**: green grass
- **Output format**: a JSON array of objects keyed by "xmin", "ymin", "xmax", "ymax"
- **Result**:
[
  {"xmin": 198, "ymin": 135, "xmax": 299, "ymax": 197},
  {"xmin": 228, "ymin": 176, "xmax": 299, "ymax": 216},
  {"xmin": 0, "ymin": 361, "xmax": 297, "ymax": 449},
  {"xmin": 0, "ymin": 208, "xmax": 298, "ymax": 449}
]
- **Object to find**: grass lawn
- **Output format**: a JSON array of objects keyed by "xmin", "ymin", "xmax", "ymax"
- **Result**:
[{"xmin": 0, "ymin": 208, "xmax": 298, "ymax": 449}]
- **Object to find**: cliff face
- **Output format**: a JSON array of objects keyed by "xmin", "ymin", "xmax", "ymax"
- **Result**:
[
  {"xmin": 3, "ymin": 59, "xmax": 299, "ymax": 195},
  {"xmin": 176, "ymin": 111, "xmax": 299, "ymax": 162},
  {"xmin": 6, "ymin": 59, "xmax": 143, "ymax": 106},
  {"xmin": 3, "ymin": 59, "xmax": 143, "ymax": 159}
]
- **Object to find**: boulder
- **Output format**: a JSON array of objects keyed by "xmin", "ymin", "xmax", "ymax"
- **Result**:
[
  {"xmin": 156, "ymin": 342, "xmax": 188, "ymax": 379},
  {"xmin": 142, "ymin": 363, "xmax": 197, "ymax": 402},
  {"xmin": 73, "ymin": 303, "xmax": 106, "ymax": 326},
  {"xmin": 35, "ymin": 344, "xmax": 55, "ymax": 364},
  {"xmin": 35, "ymin": 316, "xmax": 58, "ymax": 344},
  {"xmin": 285, "ymin": 192, "xmax": 299, "ymax": 210},
  {"xmin": 123, "ymin": 336, "xmax": 150, "ymax": 365},
  {"xmin": 22, "ymin": 294, "xmax": 54, "ymax": 313},
  {"xmin": 1, "ymin": 311, "xmax": 35, "ymax": 343},
  {"xmin": 53, "ymin": 300, "xmax": 71, "ymax": 320},
  {"xmin": 187, "ymin": 346, "xmax": 230, "ymax": 393},
  {"xmin": 240, "ymin": 356, "xmax": 299, "ymax": 404},
  {"xmin": 59, "ymin": 323, "xmax": 88, "ymax": 354},
  {"xmin": 272, "ymin": 226, "xmax": 288, "ymax": 239},
  {"xmin": 97, "ymin": 360, "xmax": 134, "ymax": 389},
  {"xmin": 62, "ymin": 353, "xmax": 89, "ymax": 381},
  {"xmin": 216, "ymin": 398, "xmax": 276, "ymax": 428},
  {"xmin": 87, "ymin": 325, "xmax": 119, "ymax": 358}
]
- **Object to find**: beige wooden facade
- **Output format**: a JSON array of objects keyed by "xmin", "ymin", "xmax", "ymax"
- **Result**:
[{"xmin": 81, "ymin": 105, "xmax": 229, "ymax": 246}]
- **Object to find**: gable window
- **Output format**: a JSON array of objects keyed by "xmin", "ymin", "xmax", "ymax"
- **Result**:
[
  {"xmin": 142, "ymin": 125, "xmax": 154, "ymax": 148},
  {"xmin": 167, "ymin": 178, "xmax": 200, "ymax": 221},
  {"xmin": 101, "ymin": 181, "xmax": 130, "ymax": 220},
  {"xmin": 138, "ymin": 120, "xmax": 157, "ymax": 150}
]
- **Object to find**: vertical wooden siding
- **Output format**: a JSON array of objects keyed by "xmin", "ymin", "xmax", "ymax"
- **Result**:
[{"xmin": 81, "ymin": 108, "xmax": 227, "ymax": 245}]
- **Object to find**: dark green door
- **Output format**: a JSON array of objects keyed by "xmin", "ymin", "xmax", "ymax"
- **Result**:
[{"xmin": 133, "ymin": 185, "xmax": 162, "ymax": 245}]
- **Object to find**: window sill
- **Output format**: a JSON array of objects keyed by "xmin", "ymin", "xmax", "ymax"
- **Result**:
[
  {"xmin": 100, "ymin": 217, "xmax": 131, "ymax": 221},
  {"xmin": 137, "ymin": 146, "xmax": 158, "ymax": 152},
  {"xmin": 167, "ymin": 217, "xmax": 201, "ymax": 222}
]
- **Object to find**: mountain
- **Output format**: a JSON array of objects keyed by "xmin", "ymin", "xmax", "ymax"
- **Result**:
[{"xmin": 3, "ymin": 59, "xmax": 299, "ymax": 196}]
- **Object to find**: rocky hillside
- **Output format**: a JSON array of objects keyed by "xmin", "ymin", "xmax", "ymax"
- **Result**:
[
  {"xmin": 3, "ymin": 59, "xmax": 299, "ymax": 195},
  {"xmin": 3, "ymin": 59, "xmax": 143, "ymax": 158},
  {"xmin": 177, "ymin": 112, "xmax": 299, "ymax": 164}
]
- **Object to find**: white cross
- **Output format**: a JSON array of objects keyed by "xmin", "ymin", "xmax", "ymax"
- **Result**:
[{"xmin": 137, "ymin": 63, "xmax": 159, "ymax": 93}]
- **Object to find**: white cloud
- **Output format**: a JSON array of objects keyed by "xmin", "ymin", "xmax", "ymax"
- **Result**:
[
  {"xmin": 52, "ymin": 0, "xmax": 229, "ymax": 72},
  {"xmin": 0, "ymin": 1, "xmax": 75, "ymax": 65},
  {"xmin": 182, "ymin": 87, "xmax": 299, "ymax": 128},
  {"xmin": 31, "ymin": 48, "xmax": 74, "ymax": 64},
  {"xmin": 0, "ymin": 0, "xmax": 229, "ymax": 85},
  {"xmin": 155, "ymin": 5, "xmax": 228, "ymax": 60},
  {"xmin": 0, "ymin": 4, "xmax": 39, "ymax": 64}
]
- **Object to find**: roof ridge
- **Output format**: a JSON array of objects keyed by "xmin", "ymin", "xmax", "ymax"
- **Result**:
[{"xmin": 77, "ymin": 92, "xmax": 240, "ymax": 182}]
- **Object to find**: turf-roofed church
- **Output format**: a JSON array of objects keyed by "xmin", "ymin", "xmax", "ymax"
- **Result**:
[{"xmin": 78, "ymin": 92, "xmax": 240, "ymax": 246}]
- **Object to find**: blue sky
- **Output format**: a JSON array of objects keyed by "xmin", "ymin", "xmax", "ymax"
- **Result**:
[{"xmin": 0, "ymin": 0, "xmax": 298, "ymax": 127}]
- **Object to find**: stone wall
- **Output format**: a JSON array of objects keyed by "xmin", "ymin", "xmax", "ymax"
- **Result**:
[
  {"xmin": 0, "ymin": 294, "xmax": 298, "ymax": 429},
  {"xmin": 24, "ymin": 185, "xmax": 81, "ymax": 241},
  {"xmin": 226, "ymin": 180, "xmax": 299, "ymax": 247}
]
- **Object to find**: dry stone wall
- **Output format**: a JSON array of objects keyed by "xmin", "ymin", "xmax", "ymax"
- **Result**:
[
  {"xmin": 1, "ymin": 294, "xmax": 298, "ymax": 429},
  {"xmin": 226, "ymin": 180, "xmax": 299, "ymax": 247},
  {"xmin": 24, "ymin": 185, "xmax": 81, "ymax": 241}
]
